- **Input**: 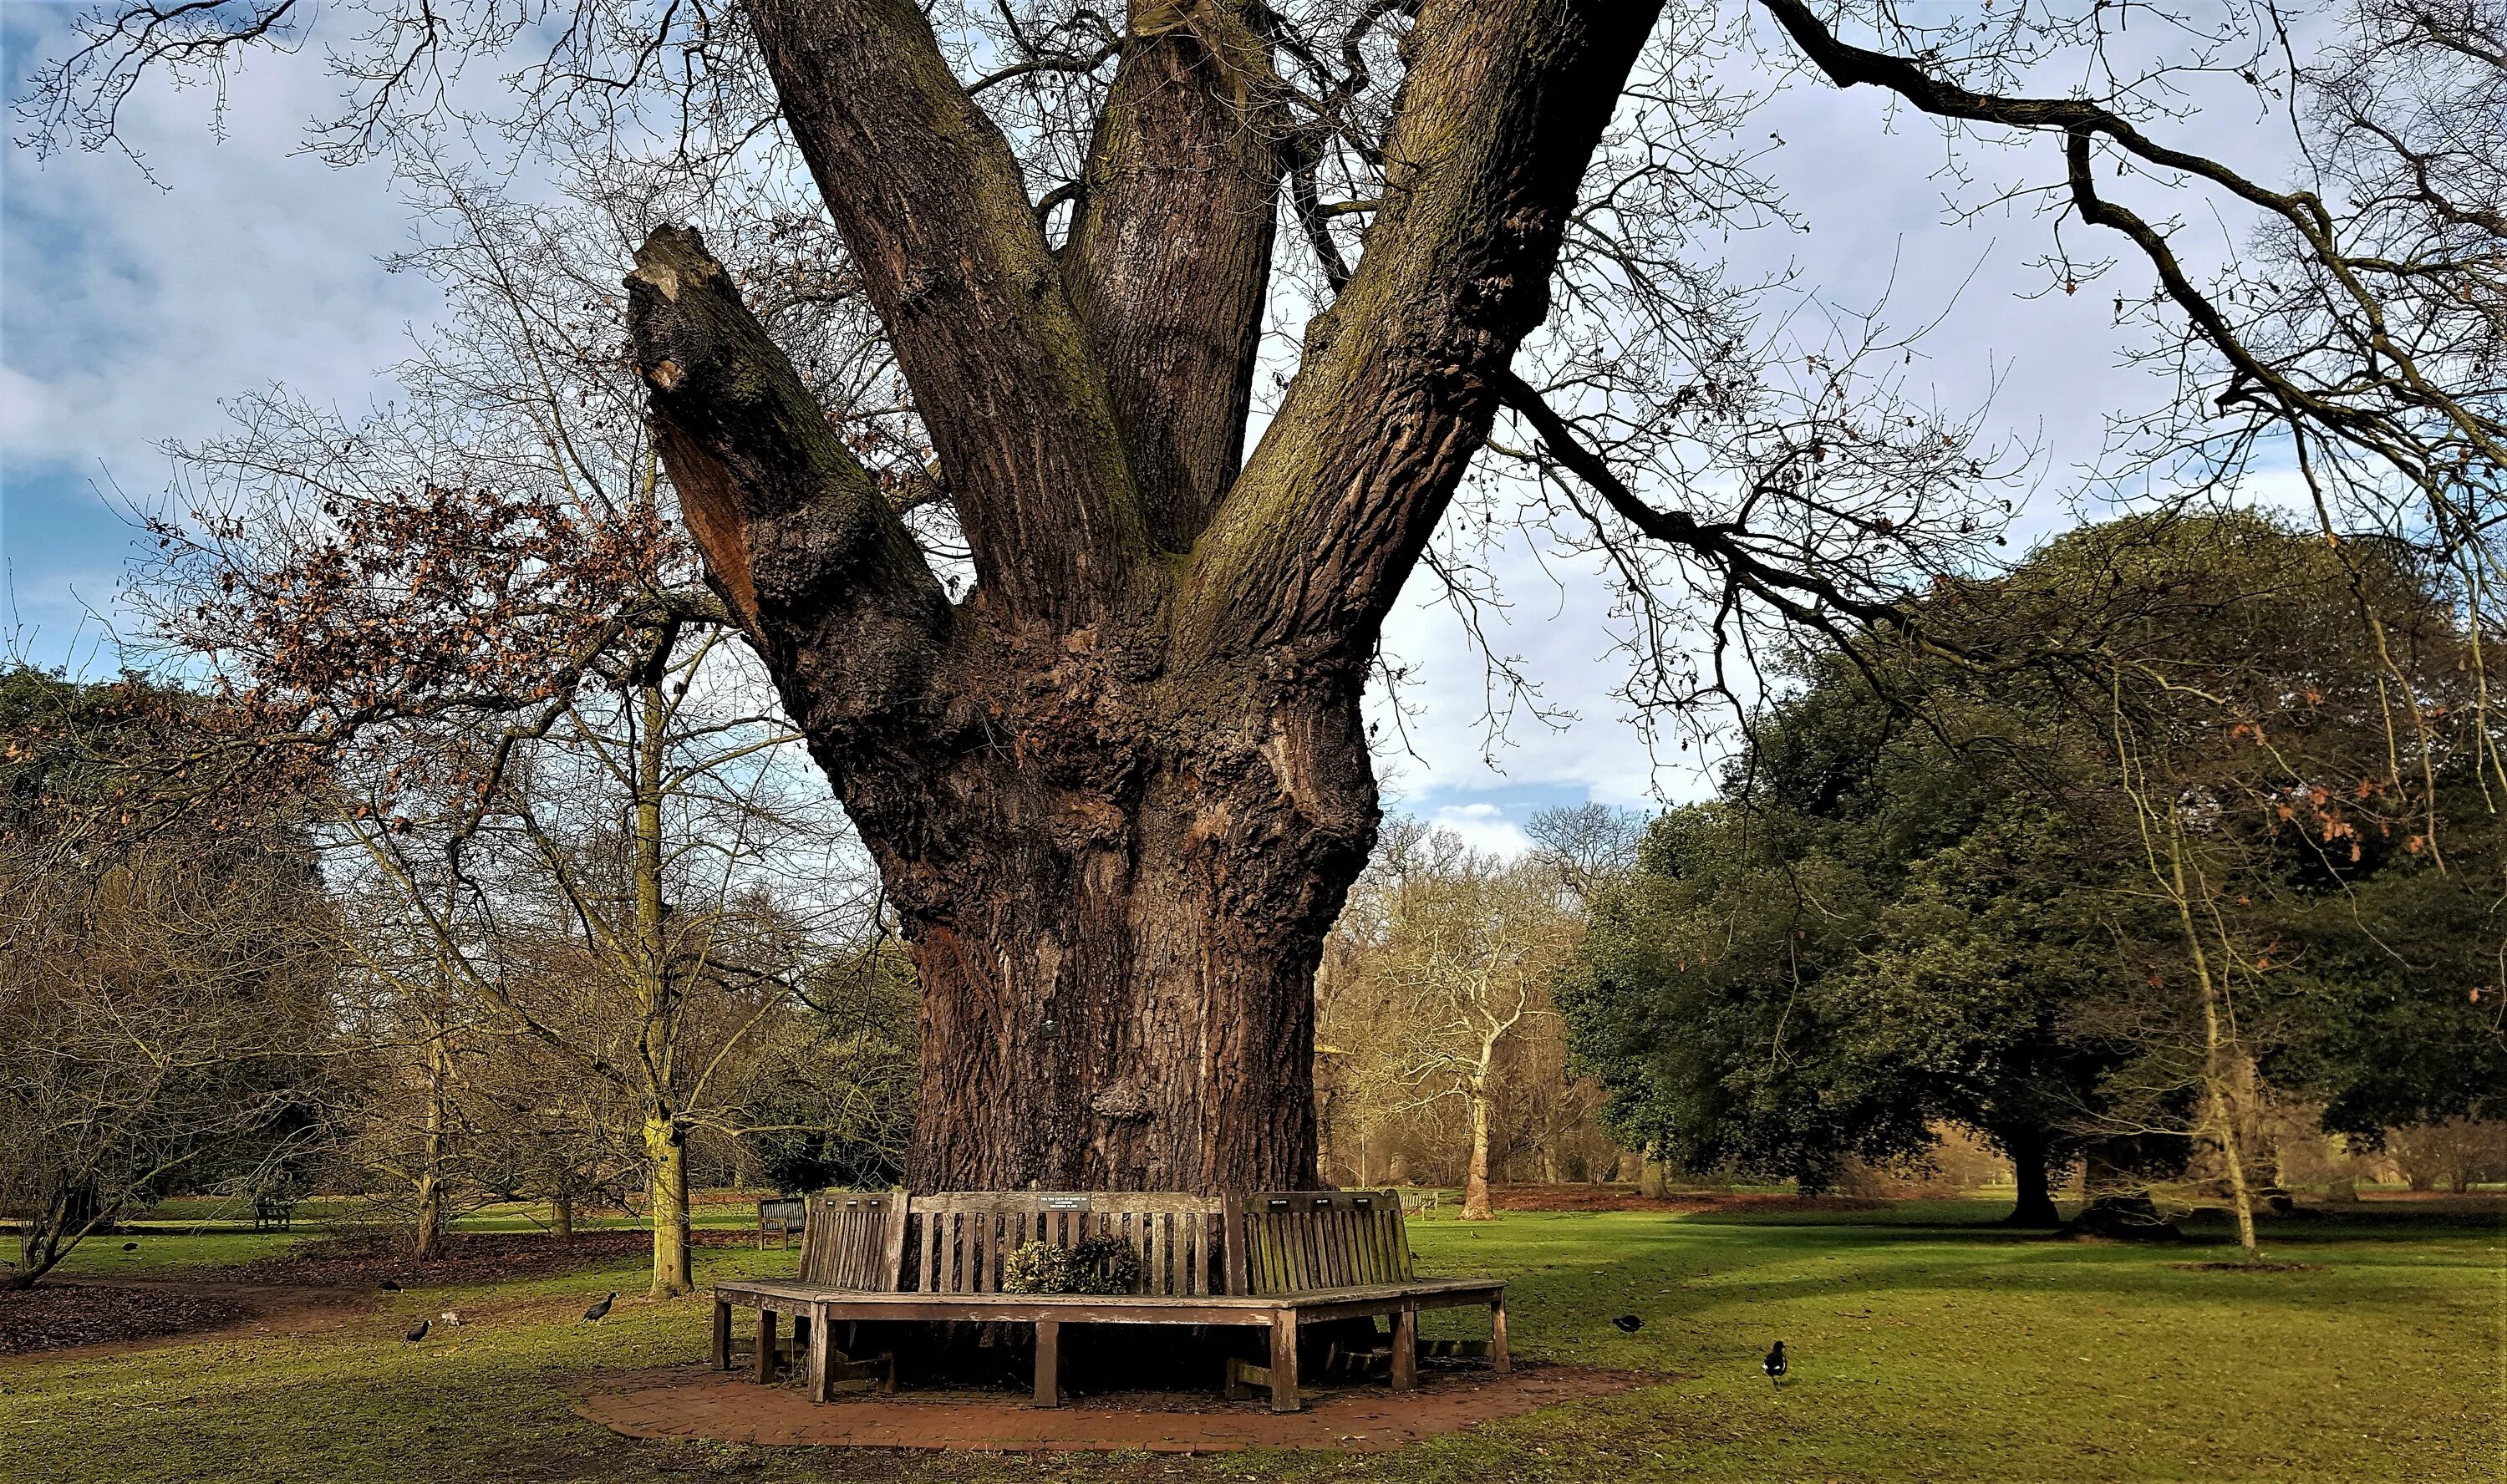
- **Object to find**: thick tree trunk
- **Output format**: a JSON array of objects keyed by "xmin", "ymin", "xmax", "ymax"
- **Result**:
[
  {"xmin": 1460, "ymin": 1089, "xmax": 1495, "ymax": 1220},
  {"xmin": 857, "ymin": 646, "xmax": 1377, "ymax": 1192},
  {"xmin": 551, "ymin": 1187, "xmax": 574, "ymax": 1243},
  {"xmin": 645, "ymin": 1117, "xmax": 694, "ymax": 1296},
  {"xmin": 1999, "ymin": 1126, "xmax": 2063, "ymax": 1227}
]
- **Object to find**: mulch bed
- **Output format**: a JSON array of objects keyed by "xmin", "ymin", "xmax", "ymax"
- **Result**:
[
  {"xmin": 214, "ymin": 1227, "xmax": 750, "ymax": 1289},
  {"xmin": 1491, "ymin": 1186, "xmax": 1890, "ymax": 1215},
  {"xmin": 2170, "ymin": 1261, "xmax": 2328, "ymax": 1273},
  {"xmin": 576, "ymin": 1362, "xmax": 1662, "ymax": 1452},
  {"xmin": 0, "ymin": 1281, "xmax": 248, "ymax": 1356}
]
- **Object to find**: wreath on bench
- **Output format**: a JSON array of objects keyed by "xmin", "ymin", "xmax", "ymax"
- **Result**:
[{"xmin": 1000, "ymin": 1236, "xmax": 1143, "ymax": 1295}]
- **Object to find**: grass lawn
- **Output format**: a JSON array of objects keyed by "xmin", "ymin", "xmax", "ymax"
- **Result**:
[{"xmin": 3, "ymin": 1198, "xmax": 2497, "ymax": 1483}]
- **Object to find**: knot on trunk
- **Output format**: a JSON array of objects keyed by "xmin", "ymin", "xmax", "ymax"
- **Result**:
[{"xmin": 1089, "ymin": 1083, "xmax": 1155, "ymax": 1121}]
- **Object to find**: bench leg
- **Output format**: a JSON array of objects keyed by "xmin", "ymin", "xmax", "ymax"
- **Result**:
[
  {"xmin": 755, "ymin": 1309, "xmax": 777, "ymax": 1384},
  {"xmin": 1269, "ymin": 1309, "xmax": 1300, "ymax": 1413},
  {"xmin": 1491, "ymin": 1296, "xmax": 1510, "ymax": 1376},
  {"xmin": 711, "ymin": 1300, "xmax": 731, "ymax": 1370},
  {"xmin": 811, "ymin": 1304, "xmax": 836, "ymax": 1402},
  {"xmin": 1391, "ymin": 1304, "xmax": 1417, "ymax": 1391},
  {"xmin": 1033, "ymin": 1319, "xmax": 1062, "ymax": 1408}
]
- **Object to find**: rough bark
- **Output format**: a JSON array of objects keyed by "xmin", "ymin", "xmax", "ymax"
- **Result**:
[
  {"xmin": 413, "ymin": 1034, "xmax": 449, "ymax": 1261},
  {"xmin": 1061, "ymin": 2, "xmax": 1284, "ymax": 548},
  {"xmin": 645, "ymin": 1116, "xmax": 694, "ymax": 1296},
  {"xmin": 633, "ymin": 0, "xmax": 1663, "ymax": 1192},
  {"xmin": 1460, "ymin": 1088, "xmax": 1495, "ymax": 1220}
]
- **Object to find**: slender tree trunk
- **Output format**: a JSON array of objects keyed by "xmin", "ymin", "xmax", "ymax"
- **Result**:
[
  {"xmin": 645, "ymin": 1116, "xmax": 694, "ymax": 1297},
  {"xmin": 414, "ymin": 1031, "xmax": 450, "ymax": 1261},
  {"xmin": 7, "ymin": 1189, "xmax": 68, "ymax": 1290},
  {"xmin": 552, "ymin": 1186, "xmax": 574, "ymax": 1242},
  {"xmin": 2163, "ymin": 821, "xmax": 2260, "ymax": 1259},
  {"xmin": 2000, "ymin": 1126, "xmax": 2063, "ymax": 1227},
  {"xmin": 630, "ymin": 672, "xmax": 695, "ymax": 1295},
  {"xmin": 1460, "ymin": 1087, "xmax": 1495, "ymax": 1221}
]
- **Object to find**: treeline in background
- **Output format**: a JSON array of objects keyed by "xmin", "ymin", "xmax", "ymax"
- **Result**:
[{"xmin": 8, "ymin": 510, "xmax": 2504, "ymax": 1290}]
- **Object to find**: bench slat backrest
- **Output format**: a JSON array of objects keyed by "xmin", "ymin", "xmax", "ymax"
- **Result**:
[
  {"xmin": 908, "ymin": 1192, "xmax": 1223, "ymax": 1297},
  {"xmin": 1224, "ymin": 1190, "xmax": 1413, "ymax": 1294},
  {"xmin": 796, "ymin": 1190, "xmax": 908, "ymax": 1290}
]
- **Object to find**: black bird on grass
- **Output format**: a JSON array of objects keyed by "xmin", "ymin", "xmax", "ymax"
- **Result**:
[
  {"xmin": 379, "ymin": 1278, "xmax": 401, "ymax": 1292},
  {"xmin": 582, "ymin": 1292, "xmax": 616, "ymax": 1324},
  {"xmin": 1762, "ymin": 1340, "xmax": 1787, "ymax": 1389},
  {"xmin": 1612, "ymin": 1314, "xmax": 1644, "ymax": 1334},
  {"xmin": 121, "ymin": 1242, "xmax": 137, "ymax": 1253},
  {"xmin": 404, "ymin": 1317, "xmax": 430, "ymax": 1344}
]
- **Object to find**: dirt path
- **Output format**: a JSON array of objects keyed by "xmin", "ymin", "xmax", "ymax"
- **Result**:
[
  {"xmin": 0, "ymin": 1279, "xmax": 375, "ymax": 1365},
  {"xmin": 576, "ymin": 1364, "xmax": 1666, "ymax": 1452}
]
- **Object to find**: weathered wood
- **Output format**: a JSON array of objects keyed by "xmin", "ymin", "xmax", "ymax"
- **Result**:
[
  {"xmin": 1223, "ymin": 1356, "xmax": 1264, "ymax": 1400},
  {"xmin": 754, "ymin": 1308, "xmax": 777, "ymax": 1384},
  {"xmin": 711, "ymin": 1298, "xmax": 731, "ymax": 1370},
  {"xmin": 715, "ymin": 1187, "xmax": 1505, "ymax": 1411},
  {"xmin": 797, "ymin": 1190, "xmax": 907, "ymax": 1290},
  {"xmin": 906, "ymin": 1192, "xmax": 1219, "ymax": 1298},
  {"xmin": 720, "ymin": 1278, "xmax": 1498, "ymax": 1316},
  {"xmin": 806, "ymin": 1303, "xmax": 830, "ymax": 1400},
  {"xmin": 1034, "ymin": 1319, "xmax": 1062, "ymax": 1408},
  {"xmin": 1236, "ymin": 1191, "xmax": 1417, "ymax": 1293},
  {"xmin": 760, "ymin": 1197, "xmax": 806, "ymax": 1250},
  {"xmin": 1269, "ymin": 1308, "xmax": 1299, "ymax": 1413},
  {"xmin": 1492, "ymin": 1294, "xmax": 1510, "ymax": 1375},
  {"xmin": 821, "ymin": 1355, "xmax": 895, "ymax": 1394},
  {"xmin": 1220, "ymin": 1193, "xmax": 1248, "ymax": 1297}
]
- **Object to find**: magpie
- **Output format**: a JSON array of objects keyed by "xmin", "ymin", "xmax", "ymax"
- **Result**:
[
  {"xmin": 379, "ymin": 1278, "xmax": 401, "ymax": 1292},
  {"xmin": 404, "ymin": 1317, "xmax": 431, "ymax": 1344},
  {"xmin": 1612, "ymin": 1314, "xmax": 1644, "ymax": 1334},
  {"xmin": 582, "ymin": 1292, "xmax": 617, "ymax": 1324},
  {"xmin": 1762, "ymin": 1340, "xmax": 1787, "ymax": 1388}
]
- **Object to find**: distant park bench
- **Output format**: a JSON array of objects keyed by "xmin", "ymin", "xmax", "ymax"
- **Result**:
[
  {"xmin": 711, "ymin": 1189, "xmax": 1505, "ymax": 1412},
  {"xmin": 252, "ymin": 1193, "xmax": 297, "ymax": 1232},
  {"xmin": 756, "ymin": 1197, "xmax": 807, "ymax": 1250}
]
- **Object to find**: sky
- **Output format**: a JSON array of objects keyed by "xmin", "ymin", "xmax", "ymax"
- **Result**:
[{"xmin": 0, "ymin": 5, "xmax": 2296, "ymax": 858}]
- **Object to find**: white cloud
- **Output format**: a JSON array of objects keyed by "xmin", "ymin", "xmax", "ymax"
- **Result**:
[
  {"xmin": 3, "ymin": 11, "xmax": 437, "ymax": 546},
  {"xmin": 1426, "ymin": 802, "xmax": 1537, "ymax": 861}
]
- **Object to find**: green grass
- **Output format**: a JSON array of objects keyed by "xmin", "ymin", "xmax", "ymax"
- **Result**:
[{"xmin": 4, "ymin": 1200, "xmax": 2498, "ymax": 1483}]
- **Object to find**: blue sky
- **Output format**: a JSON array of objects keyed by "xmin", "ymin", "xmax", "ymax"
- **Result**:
[{"xmin": 1, "ymin": 5, "xmax": 2291, "ymax": 851}]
